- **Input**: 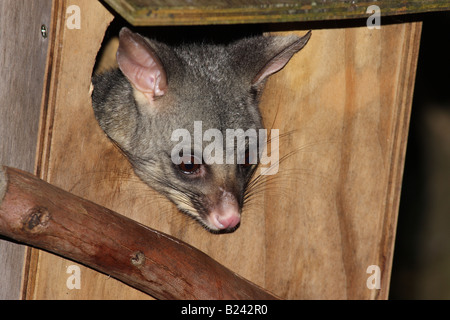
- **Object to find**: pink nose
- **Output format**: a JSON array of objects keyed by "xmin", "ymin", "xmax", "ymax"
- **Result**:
[
  {"xmin": 211, "ymin": 212, "xmax": 240, "ymax": 230},
  {"xmin": 208, "ymin": 191, "xmax": 241, "ymax": 231}
]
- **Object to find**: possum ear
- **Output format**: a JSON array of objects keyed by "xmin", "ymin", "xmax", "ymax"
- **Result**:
[
  {"xmin": 251, "ymin": 31, "xmax": 311, "ymax": 87},
  {"xmin": 116, "ymin": 27, "xmax": 167, "ymax": 101}
]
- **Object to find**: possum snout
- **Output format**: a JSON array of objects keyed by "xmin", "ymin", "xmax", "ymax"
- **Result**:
[{"xmin": 206, "ymin": 189, "xmax": 241, "ymax": 232}]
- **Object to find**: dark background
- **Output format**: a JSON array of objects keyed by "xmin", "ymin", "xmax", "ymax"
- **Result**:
[{"xmin": 390, "ymin": 11, "xmax": 450, "ymax": 299}]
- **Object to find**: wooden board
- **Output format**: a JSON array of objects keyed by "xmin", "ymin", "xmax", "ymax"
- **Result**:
[
  {"xmin": 260, "ymin": 23, "xmax": 421, "ymax": 299},
  {"xmin": 0, "ymin": 0, "xmax": 53, "ymax": 300},
  {"xmin": 23, "ymin": 0, "xmax": 421, "ymax": 299},
  {"xmin": 104, "ymin": 0, "xmax": 449, "ymax": 26}
]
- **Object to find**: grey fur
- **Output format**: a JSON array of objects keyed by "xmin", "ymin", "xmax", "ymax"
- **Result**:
[{"xmin": 92, "ymin": 29, "xmax": 310, "ymax": 232}]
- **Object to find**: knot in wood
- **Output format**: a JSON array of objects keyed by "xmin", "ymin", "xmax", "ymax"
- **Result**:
[
  {"xmin": 130, "ymin": 251, "xmax": 145, "ymax": 268},
  {"xmin": 23, "ymin": 207, "xmax": 50, "ymax": 233}
]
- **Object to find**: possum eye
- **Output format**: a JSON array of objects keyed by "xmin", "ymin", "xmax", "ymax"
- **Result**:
[{"xmin": 178, "ymin": 155, "xmax": 201, "ymax": 175}]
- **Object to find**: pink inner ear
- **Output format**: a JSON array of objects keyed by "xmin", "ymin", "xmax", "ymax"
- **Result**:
[
  {"xmin": 116, "ymin": 28, "xmax": 167, "ymax": 99},
  {"xmin": 252, "ymin": 31, "xmax": 311, "ymax": 87},
  {"xmin": 252, "ymin": 57, "xmax": 290, "ymax": 85}
]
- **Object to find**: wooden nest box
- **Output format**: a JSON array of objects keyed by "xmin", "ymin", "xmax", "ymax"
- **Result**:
[{"xmin": 1, "ymin": 0, "xmax": 439, "ymax": 299}]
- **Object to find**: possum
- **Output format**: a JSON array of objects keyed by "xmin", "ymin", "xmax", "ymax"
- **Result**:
[{"xmin": 91, "ymin": 27, "xmax": 310, "ymax": 233}]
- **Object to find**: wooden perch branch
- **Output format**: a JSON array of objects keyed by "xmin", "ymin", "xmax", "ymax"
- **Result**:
[{"xmin": 0, "ymin": 166, "xmax": 278, "ymax": 300}]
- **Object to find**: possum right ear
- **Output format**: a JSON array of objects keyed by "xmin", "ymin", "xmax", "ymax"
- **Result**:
[
  {"xmin": 116, "ymin": 27, "xmax": 167, "ymax": 101},
  {"xmin": 251, "ymin": 31, "xmax": 311, "ymax": 88}
]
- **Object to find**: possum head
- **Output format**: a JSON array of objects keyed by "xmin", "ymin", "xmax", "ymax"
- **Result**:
[{"xmin": 92, "ymin": 27, "xmax": 310, "ymax": 233}]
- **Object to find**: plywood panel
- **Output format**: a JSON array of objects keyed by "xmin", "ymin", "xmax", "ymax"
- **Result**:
[
  {"xmin": 260, "ymin": 23, "xmax": 421, "ymax": 299},
  {"xmin": 25, "ymin": 0, "xmax": 420, "ymax": 299},
  {"xmin": 0, "ymin": 0, "xmax": 53, "ymax": 300}
]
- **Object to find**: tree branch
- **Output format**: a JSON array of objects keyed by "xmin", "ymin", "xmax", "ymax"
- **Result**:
[{"xmin": 0, "ymin": 166, "xmax": 278, "ymax": 300}]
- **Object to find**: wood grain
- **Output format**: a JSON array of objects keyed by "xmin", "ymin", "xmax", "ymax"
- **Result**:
[
  {"xmin": 260, "ymin": 23, "xmax": 421, "ymax": 299},
  {"xmin": 0, "ymin": 0, "xmax": 52, "ymax": 300},
  {"xmin": 24, "ymin": 0, "xmax": 421, "ymax": 299},
  {"xmin": 104, "ymin": 0, "xmax": 450, "ymax": 26}
]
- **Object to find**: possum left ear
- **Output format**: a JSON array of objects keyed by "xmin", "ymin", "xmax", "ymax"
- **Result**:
[{"xmin": 116, "ymin": 27, "xmax": 167, "ymax": 101}]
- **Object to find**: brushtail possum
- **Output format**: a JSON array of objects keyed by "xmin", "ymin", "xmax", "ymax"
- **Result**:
[{"xmin": 92, "ymin": 27, "xmax": 310, "ymax": 233}]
